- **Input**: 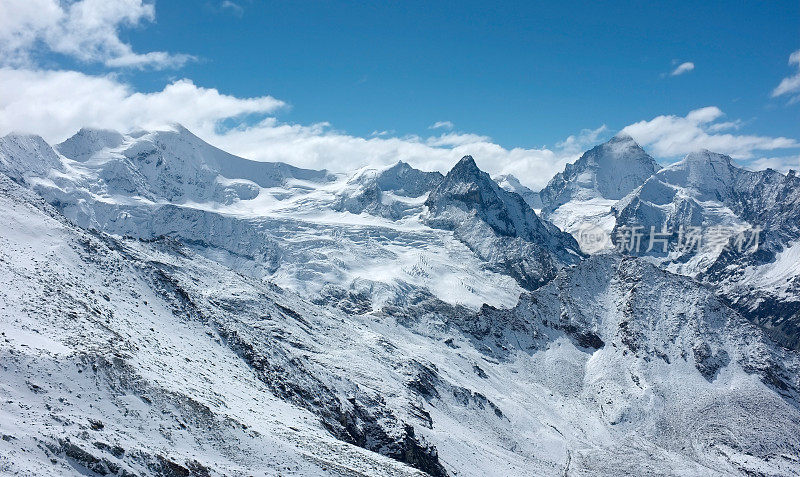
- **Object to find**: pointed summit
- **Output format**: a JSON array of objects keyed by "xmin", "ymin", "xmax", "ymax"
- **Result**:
[
  {"xmin": 540, "ymin": 134, "xmax": 660, "ymax": 213},
  {"xmin": 425, "ymin": 155, "xmax": 582, "ymax": 288},
  {"xmin": 448, "ymin": 155, "xmax": 481, "ymax": 177},
  {"xmin": 429, "ymin": 155, "xmax": 501, "ymax": 212},
  {"xmin": 455, "ymin": 154, "xmax": 477, "ymax": 168},
  {"xmin": 609, "ymin": 131, "xmax": 636, "ymax": 141}
]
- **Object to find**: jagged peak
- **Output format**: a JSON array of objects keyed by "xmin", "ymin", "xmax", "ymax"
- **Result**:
[
  {"xmin": 455, "ymin": 154, "xmax": 477, "ymax": 168},
  {"xmin": 445, "ymin": 155, "xmax": 485, "ymax": 180},
  {"xmin": 381, "ymin": 160, "xmax": 417, "ymax": 176},
  {"xmin": 680, "ymin": 149, "xmax": 733, "ymax": 167},
  {"xmin": 609, "ymin": 131, "xmax": 635, "ymax": 143}
]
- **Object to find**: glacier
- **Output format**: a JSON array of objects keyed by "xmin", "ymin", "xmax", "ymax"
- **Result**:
[{"xmin": 1, "ymin": 125, "xmax": 799, "ymax": 476}]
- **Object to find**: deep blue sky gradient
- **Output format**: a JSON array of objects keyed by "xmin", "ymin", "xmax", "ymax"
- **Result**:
[{"xmin": 71, "ymin": 0, "xmax": 800, "ymax": 150}]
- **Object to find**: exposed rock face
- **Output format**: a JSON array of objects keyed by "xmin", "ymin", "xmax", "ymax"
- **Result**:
[
  {"xmin": 425, "ymin": 155, "xmax": 583, "ymax": 289},
  {"xmin": 613, "ymin": 150, "xmax": 800, "ymax": 349},
  {"xmin": 3, "ymin": 126, "xmax": 800, "ymax": 476}
]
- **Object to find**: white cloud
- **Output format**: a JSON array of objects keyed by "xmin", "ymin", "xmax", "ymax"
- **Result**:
[
  {"xmin": 706, "ymin": 119, "xmax": 743, "ymax": 133},
  {"xmin": 772, "ymin": 49, "xmax": 800, "ymax": 102},
  {"xmin": 429, "ymin": 121, "xmax": 454, "ymax": 130},
  {"xmin": 747, "ymin": 154, "xmax": 800, "ymax": 173},
  {"xmin": 2, "ymin": 69, "xmax": 796, "ymax": 193},
  {"xmin": 0, "ymin": 0, "xmax": 192, "ymax": 69},
  {"xmin": 0, "ymin": 68, "xmax": 285, "ymax": 138},
  {"xmin": 0, "ymin": 67, "xmax": 578, "ymax": 190},
  {"xmin": 622, "ymin": 106, "xmax": 798, "ymax": 159},
  {"xmin": 221, "ymin": 1, "xmax": 244, "ymax": 16},
  {"xmin": 556, "ymin": 125, "xmax": 608, "ymax": 154},
  {"xmin": 670, "ymin": 62, "xmax": 695, "ymax": 76}
]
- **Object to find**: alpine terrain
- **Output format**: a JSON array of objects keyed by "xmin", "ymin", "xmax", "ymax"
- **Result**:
[{"xmin": 1, "ymin": 125, "xmax": 799, "ymax": 477}]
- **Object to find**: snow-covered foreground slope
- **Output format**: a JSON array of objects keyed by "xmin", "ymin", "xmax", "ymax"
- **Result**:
[
  {"xmin": 2, "ymin": 169, "xmax": 800, "ymax": 476},
  {"xmin": 0, "ymin": 174, "xmax": 433, "ymax": 476}
]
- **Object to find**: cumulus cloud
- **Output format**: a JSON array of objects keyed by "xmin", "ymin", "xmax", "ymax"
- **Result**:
[
  {"xmin": 747, "ymin": 154, "xmax": 800, "ymax": 173},
  {"xmin": 0, "ymin": 67, "xmax": 578, "ymax": 190},
  {"xmin": 670, "ymin": 61, "xmax": 695, "ymax": 76},
  {"xmin": 0, "ymin": 68, "xmax": 285, "ymax": 138},
  {"xmin": 772, "ymin": 49, "xmax": 800, "ymax": 103},
  {"xmin": 2, "ymin": 69, "xmax": 797, "ymax": 192},
  {"xmin": 0, "ymin": 0, "xmax": 193, "ymax": 69},
  {"xmin": 556, "ymin": 125, "xmax": 609, "ymax": 154},
  {"xmin": 622, "ymin": 106, "xmax": 797, "ymax": 159},
  {"xmin": 429, "ymin": 121, "xmax": 454, "ymax": 130}
]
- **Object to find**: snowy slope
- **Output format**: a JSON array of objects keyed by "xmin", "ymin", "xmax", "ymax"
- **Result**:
[
  {"xmin": 2, "ymin": 169, "xmax": 799, "ymax": 475},
  {"xmin": 0, "ymin": 133, "xmax": 66, "ymax": 182},
  {"xmin": 0, "ymin": 173, "xmax": 432, "ymax": 476},
  {"xmin": 2, "ymin": 126, "xmax": 800, "ymax": 476}
]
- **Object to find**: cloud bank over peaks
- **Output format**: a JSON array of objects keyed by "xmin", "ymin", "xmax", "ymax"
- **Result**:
[
  {"xmin": 0, "ymin": 68, "xmax": 798, "ymax": 191},
  {"xmin": 622, "ymin": 106, "xmax": 798, "ymax": 159}
]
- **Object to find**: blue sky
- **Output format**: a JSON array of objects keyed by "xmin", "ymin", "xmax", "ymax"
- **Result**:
[{"xmin": 1, "ymin": 0, "xmax": 799, "ymax": 187}]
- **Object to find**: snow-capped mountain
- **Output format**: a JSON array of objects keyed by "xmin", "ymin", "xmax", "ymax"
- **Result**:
[
  {"xmin": 56, "ymin": 127, "xmax": 125, "ymax": 162},
  {"xmin": 493, "ymin": 173, "xmax": 543, "ymax": 211},
  {"xmin": 613, "ymin": 150, "xmax": 800, "ymax": 349},
  {"xmin": 538, "ymin": 134, "xmax": 661, "ymax": 253},
  {"xmin": 333, "ymin": 161, "xmax": 443, "ymax": 219},
  {"xmin": 0, "ymin": 128, "xmax": 530, "ymax": 311},
  {"xmin": 424, "ymin": 155, "xmax": 583, "ymax": 289},
  {"xmin": 540, "ymin": 134, "xmax": 661, "ymax": 212},
  {"xmin": 2, "ymin": 125, "xmax": 800, "ymax": 476},
  {"xmin": 0, "ymin": 133, "xmax": 66, "ymax": 181},
  {"xmin": 0, "ymin": 172, "xmax": 440, "ymax": 476},
  {"xmin": 54, "ymin": 124, "xmax": 334, "ymax": 204}
]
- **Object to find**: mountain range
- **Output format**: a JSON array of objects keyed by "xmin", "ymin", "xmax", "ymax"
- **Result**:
[{"xmin": 1, "ymin": 124, "xmax": 799, "ymax": 476}]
